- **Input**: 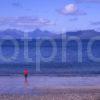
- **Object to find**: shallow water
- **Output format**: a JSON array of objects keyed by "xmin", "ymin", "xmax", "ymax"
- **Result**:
[
  {"xmin": 0, "ymin": 39, "xmax": 100, "ymax": 76},
  {"xmin": 0, "ymin": 76, "xmax": 100, "ymax": 94}
]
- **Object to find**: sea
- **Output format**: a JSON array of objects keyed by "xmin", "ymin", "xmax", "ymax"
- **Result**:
[{"xmin": 0, "ymin": 39, "xmax": 100, "ymax": 76}]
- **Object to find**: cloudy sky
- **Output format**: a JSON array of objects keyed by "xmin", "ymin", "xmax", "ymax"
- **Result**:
[{"xmin": 0, "ymin": 0, "xmax": 100, "ymax": 32}]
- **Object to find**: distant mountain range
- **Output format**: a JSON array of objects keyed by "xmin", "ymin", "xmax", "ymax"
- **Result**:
[{"xmin": 0, "ymin": 29, "xmax": 100, "ymax": 39}]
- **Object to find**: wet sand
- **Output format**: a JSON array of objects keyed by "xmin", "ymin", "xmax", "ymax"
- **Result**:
[
  {"xmin": 0, "ymin": 76, "xmax": 100, "ymax": 100},
  {"xmin": 0, "ymin": 88, "xmax": 100, "ymax": 100}
]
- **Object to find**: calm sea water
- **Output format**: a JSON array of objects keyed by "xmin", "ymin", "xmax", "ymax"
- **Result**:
[{"xmin": 0, "ymin": 39, "xmax": 100, "ymax": 76}]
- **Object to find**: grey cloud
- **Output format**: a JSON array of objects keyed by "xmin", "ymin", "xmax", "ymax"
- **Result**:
[
  {"xmin": 91, "ymin": 21, "xmax": 100, "ymax": 26},
  {"xmin": 76, "ymin": 0, "xmax": 100, "ymax": 3},
  {"xmin": 11, "ymin": 1, "xmax": 33, "ymax": 12},
  {"xmin": 11, "ymin": 1, "xmax": 23, "ymax": 8},
  {"xmin": 59, "ymin": 10, "xmax": 86, "ymax": 16},
  {"xmin": 69, "ymin": 18, "xmax": 78, "ymax": 21}
]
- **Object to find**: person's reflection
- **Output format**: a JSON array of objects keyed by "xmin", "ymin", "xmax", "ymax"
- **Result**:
[{"xmin": 24, "ymin": 78, "xmax": 29, "ymax": 87}]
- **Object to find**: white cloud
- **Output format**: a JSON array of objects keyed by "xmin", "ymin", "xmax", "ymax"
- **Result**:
[
  {"xmin": 0, "ymin": 16, "xmax": 55, "ymax": 30},
  {"xmin": 63, "ymin": 4, "xmax": 77, "ymax": 14},
  {"xmin": 58, "ymin": 4, "xmax": 86, "ymax": 16}
]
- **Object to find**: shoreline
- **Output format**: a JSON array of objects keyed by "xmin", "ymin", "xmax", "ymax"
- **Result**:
[{"xmin": 0, "ymin": 76, "xmax": 100, "ymax": 93}]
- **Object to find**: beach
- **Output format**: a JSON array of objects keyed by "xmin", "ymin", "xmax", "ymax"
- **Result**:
[
  {"xmin": 0, "ymin": 76, "xmax": 100, "ymax": 100},
  {"xmin": 0, "ymin": 88, "xmax": 100, "ymax": 100}
]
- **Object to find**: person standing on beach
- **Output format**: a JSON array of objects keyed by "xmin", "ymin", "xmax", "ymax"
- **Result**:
[{"xmin": 24, "ymin": 69, "xmax": 28, "ymax": 81}]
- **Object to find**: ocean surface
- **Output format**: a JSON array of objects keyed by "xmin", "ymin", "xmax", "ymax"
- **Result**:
[{"xmin": 0, "ymin": 39, "xmax": 100, "ymax": 76}]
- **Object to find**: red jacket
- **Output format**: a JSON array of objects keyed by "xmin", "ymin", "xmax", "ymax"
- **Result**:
[{"xmin": 24, "ymin": 69, "xmax": 28, "ymax": 75}]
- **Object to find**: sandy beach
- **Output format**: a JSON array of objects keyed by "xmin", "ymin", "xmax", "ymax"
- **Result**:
[
  {"xmin": 0, "ymin": 76, "xmax": 100, "ymax": 100},
  {"xmin": 0, "ymin": 88, "xmax": 100, "ymax": 100}
]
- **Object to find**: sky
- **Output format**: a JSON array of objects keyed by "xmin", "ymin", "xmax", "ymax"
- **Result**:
[{"xmin": 0, "ymin": 0, "xmax": 100, "ymax": 33}]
